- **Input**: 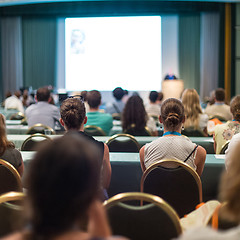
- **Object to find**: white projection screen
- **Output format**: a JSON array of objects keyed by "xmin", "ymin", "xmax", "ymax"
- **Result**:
[{"xmin": 65, "ymin": 16, "xmax": 161, "ymax": 91}]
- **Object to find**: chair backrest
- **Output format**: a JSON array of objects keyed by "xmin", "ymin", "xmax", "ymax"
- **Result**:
[
  {"xmin": 84, "ymin": 125, "xmax": 106, "ymax": 136},
  {"xmin": 209, "ymin": 115, "xmax": 227, "ymax": 122},
  {"xmin": 141, "ymin": 159, "xmax": 202, "ymax": 218},
  {"xmin": 0, "ymin": 159, "xmax": 22, "ymax": 195},
  {"xmin": 112, "ymin": 113, "xmax": 121, "ymax": 121},
  {"xmin": 220, "ymin": 141, "xmax": 230, "ymax": 154},
  {"xmin": 27, "ymin": 123, "xmax": 56, "ymax": 135},
  {"xmin": 181, "ymin": 126, "xmax": 205, "ymax": 137},
  {"xmin": 124, "ymin": 126, "xmax": 152, "ymax": 136},
  {"xmin": 21, "ymin": 133, "xmax": 51, "ymax": 151},
  {"xmin": 0, "ymin": 192, "xmax": 25, "ymax": 237},
  {"xmin": 9, "ymin": 112, "xmax": 25, "ymax": 120},
  {"xmin": 104, "ymin": 192, "xmax": 182, "ymax": 240},
  {"xmin": 106, "ymin": 134, "xmax": 140, "ymax": 152}
]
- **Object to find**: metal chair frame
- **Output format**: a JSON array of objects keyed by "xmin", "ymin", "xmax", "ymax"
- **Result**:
[
  {"xmin": 84, "ymin": 125, "xmax": 106, "ymax": 136},
  {"xmin": 26, "ymin": 123, "xmax": 56, "ymax": 135}
]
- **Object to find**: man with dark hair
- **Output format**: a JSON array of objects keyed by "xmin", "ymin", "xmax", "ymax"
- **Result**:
[
  {"xmin": 59, "ymin": 97, "xmax": 111, "ymax": 196},
  {"xmin": 25, "ymin": 87, "xmax": 60, "ymax": 129},
  {"xmin": 105, "ymin": 87, "xmax": 125, "ymax": 114},
  {"xmin": 205, "ymin": 88, "xmax": 231, "ymax": 121},
  {"xmin": 86, "ymin": 90, "xmax": 113, "ymax": 135},
  {"xmin": 145, "ymin": 91, "xmax": 162, "ymax": 117}
]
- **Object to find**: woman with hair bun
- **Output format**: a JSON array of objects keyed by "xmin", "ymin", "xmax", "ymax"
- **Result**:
[
  {"xmin": 140, "ymin": 98, "xmax": 206, "ymax": 176},
  {"xmin": 214, "ymin": 95, "xmax": 240, "ymax": 154}
]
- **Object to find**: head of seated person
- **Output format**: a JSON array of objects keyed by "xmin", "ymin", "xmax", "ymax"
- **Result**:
[
  {"xmin": 113, "ymin": 87, "xmax": 125, "ymax": 102},
  {"xmin": 215, "ymin": 88, "xmax": 226, "ymax": 103},
  {"xmin": 87, "ymin": 90, "xmax": 102, "ymax": 111},
  {"xmin": 230, "ymin": 95, "xmax": 240, "ymax": 121},
  {"xmin": 60, "ymin": 97, "xmax": 86, "ymax": 131},
  {"xmin": 122, "ymin": 95, "xmax": 147, "ymax": 132},
  {"xmin": 160, "ymin": 98, "xmax": 185, "ymax": 133},
  {"xmin": 22, "ymin": 133, "xmax": 109, "ymax": 239},
  {"xmin": 36, "ymin": 87, "xmax": 51, "ymax": 103},
  {"xmin": 149, "ymin": 91, "xmax": 159, "ymax": 104}
]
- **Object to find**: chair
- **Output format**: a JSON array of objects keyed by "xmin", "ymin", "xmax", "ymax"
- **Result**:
[
  {"xmin": 27, "ymin": 123, "xmax": 55, "ymax": 135},
  {"xmin": 27, "ymin": 123, "xmax": 56, "ymax": 135},
  {"xmin": 220, "ymin": 141, "xmax": 230, "ymax": 154},
  {"xmin": 181, "ymin": 126, "xmax": 205, "ymax": 137},
  {"xmin": 106, "ymin": 134, "xmax": 140, "ymax": 152},
  {"xmin": 104, "ymin": 192, "xmax": 182, "ymax": 240},
  {"xmin": 84, "ymin": 125, "xmax": 106, "ymax": 136},
  {"xmin": 124, "ymin": 125, "xmax": 152, "ymax": 136},
  {"xmin": 0, "ymin": 159, "xmax": 22, "ymax": 195},
  {"xmin": 9, "ymin": 112, "xmax": 25, "ymax": 120},
  {"xmin": 112, "ymin": 113, "xmax": 121, "ymax": 121},
  {"xmin": 21, "ymin": 133, "xmax": 52, "ymax": 151},
  {"xmin": 141, "ymin": 159, "xmax": 202, "ymax": 218},
  {"xmin": 0, "ymin": 191, "xmax": 25, "ymax": 237}
]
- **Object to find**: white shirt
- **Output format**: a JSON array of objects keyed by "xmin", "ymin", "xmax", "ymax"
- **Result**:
[{"xmin": 5, "ymin": 95, "xmax": 24, "ymax": 114}]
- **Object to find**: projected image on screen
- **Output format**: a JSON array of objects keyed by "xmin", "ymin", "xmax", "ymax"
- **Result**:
[{"xmin": 65, "ymin": 16, "xmax": 161, "ymax": 91}]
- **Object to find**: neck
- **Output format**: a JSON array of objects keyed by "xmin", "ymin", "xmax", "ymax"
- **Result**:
[
  {"xmin": 163, "ymin": 126, "xmax": 182, "ymax": 134},
  {"xmin": 215, "ymin": 101, "xmax": 224, "ymax": 104},
  {"xmin": 89, "ymin": 108, "xmax": 99, "ymax": 112}
]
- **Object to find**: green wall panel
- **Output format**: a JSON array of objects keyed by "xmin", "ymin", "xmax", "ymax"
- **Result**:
[{"xmin": 235, "ymin": 60, "xmax": 240, "ymax": 95}]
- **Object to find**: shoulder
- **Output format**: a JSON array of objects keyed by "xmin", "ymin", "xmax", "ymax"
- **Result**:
[{"xmin": 1, "ymin": 232, "xmax": 23, "ymax": 240}]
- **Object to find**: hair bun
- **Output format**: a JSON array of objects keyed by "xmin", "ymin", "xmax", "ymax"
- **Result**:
[{"xmin": 165, "ymin": 113, "xmax": 180, "ymax": 128}]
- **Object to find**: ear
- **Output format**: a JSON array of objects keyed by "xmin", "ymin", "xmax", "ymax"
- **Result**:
[
  {"xmin": 59, "ymin": 118, "xmax": 65, "ymax": 127},
  {"xmin": 182, "ymin": 116, "xmax": 185, "ymax": 124},
  {"xmin": 35, "ymin": 95, "xmax": 38, "ymax": 102},
  {"xmin": 159, "ymin": 115, "xmax": 163, "ymax": 123},
  {"xmin": 84, "ymin": 116, "xmax": 87, "ymax": 125}
]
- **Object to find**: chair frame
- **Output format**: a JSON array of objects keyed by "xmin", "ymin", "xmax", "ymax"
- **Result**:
[
  {"xmin": 105, "ymin": 133, "xmax": 140, "ymax": 151},
  {"xmin": 9, "ymin": 112, "xmax": 25, "ymax": 121},
  {"xmin": 0, "ymin": 159, "xmax": 22, "ymax": 192},
  {"xmin": 104, "ymin": 192, "xmax": 182, "ymax": 235},
  {"xmin": 84, "ymin": 125, "xmax": 106, "ymax": 136},
  {"xmin": 26, "ymin": 123, "xmax": 56, "ymax": 135},
  {"xmin": 220, "ymin": 141, "xmax": 230, "ymax": 154},
  {"xmin": 0, "ymin": 192, "xmax": 25, "ymax": 205},
  {"xmin": 140, "ymin": 159, "xmax": 203, "ymax": 203},
  {"xmin": 21, "ymin": 133, "xmax": 51, "ymax": 151}
]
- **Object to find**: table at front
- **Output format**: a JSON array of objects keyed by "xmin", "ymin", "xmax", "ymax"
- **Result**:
[
  {"xmin": 10, "ymin": 135, "xmax": 214, "ymax": 153},
  {"xmin": 21, "ymin": 152, "xmax": 224, "ymax": 202}
]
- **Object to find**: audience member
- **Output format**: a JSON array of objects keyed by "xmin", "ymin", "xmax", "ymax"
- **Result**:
[
  {"xmin": 139, "ymin": 98, "xmax": 206, "ymax": 175},
  {"xmin": 214, "ymin": 95, "xmax": 240, "ymax": 154},
  {"xmin": 1, "ymin": 91, "xmax": 12, "ymax": 107},
  {"xmin": 205, "ymin": 88, "xmax": 232, "ymax": 121},
  {"xmin": 225, "ymin": 133, "xmax": 240, "ymax": 170},
  {"xmin": 182, "ymin": 89, "xmax": 208, "ymax": 136},
  {"xmin": 105, "ymin": 87, "xmax": 125, "ymax": 115},
  {"xmin": 0, "ymin": 114, "xmax": 24, "ymax": 176},
  {"xmin": 3, "ymin": 134, "xmax": 126, "ymax": 240},
  {"xmin": 4, "ymin": 90, "xmax": 24, "ymax": 114},
  {"xmin": 21, "ymin": 89, "xmax": 34, "ymax": 107},
  {"xmin": 157, "ymin": 91, "xmax": 164, "ymax": 105},
  {"xmin": 176, "ymin": 141, "xmax": 240, "ymax": 239},
  {"xmin": 80, "ymin": 90, "xmax": 90, "ymax": 112},
  {"xmin": 86, "ymin": 90, "xmax": 113, "ymax": 135},
  {"xmin": 145, "ymin": 91, "xmax": 161, "ymax": 117},
  {"xmin": 60, "ymin": 96, "xmax": 111, "ymax": 198},
  {"xmin": 122, "ymin": 95, "xmax": 158, "ymax": 136},
  {"xmin": 25, "ymin": 87, "xmax": 61, "ymax": 129}
]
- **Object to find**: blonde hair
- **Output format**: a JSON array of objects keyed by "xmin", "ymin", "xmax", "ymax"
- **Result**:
[
  {"xmin": 0, "ymin": 114, "xmax": 14, "ymax": 155},
  {"xmin": 219, "ymin": 141, "xmax": 240, "ymax": 222},
  {"xmin": 181, "ymin": 89, "xmax": 202, "ymax": 130}
]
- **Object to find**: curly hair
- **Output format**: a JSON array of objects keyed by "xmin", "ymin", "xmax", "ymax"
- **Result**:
[
  {"xmin": 230, "ymin": 95, "xmax": 240, "ymax": 122},
  {"xmin": 181, "ymin": 89, "xmax": 202, "ymax": 130},
  {"xmin": 122, "ymin": 96, "xmax": 147, "ymax": 131}
]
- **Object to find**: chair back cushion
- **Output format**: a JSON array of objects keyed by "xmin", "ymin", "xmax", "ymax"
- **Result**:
[
  {"xmin": 143, "ymin": 166, "xmax": 200, "ymax": 217},
  {"xmin": 107, "ymin": 202, "xmax": 179, "ymax": 240}
]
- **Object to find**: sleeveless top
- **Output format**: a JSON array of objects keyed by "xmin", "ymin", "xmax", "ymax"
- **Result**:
[{"xmin": 144, "ymin": 136, "xmax": 197, "ymax": 170}]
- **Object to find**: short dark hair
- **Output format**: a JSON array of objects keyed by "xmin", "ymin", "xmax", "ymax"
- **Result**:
[
  {"xmin": 87, "ymin": 90, "xmax": 101, "ymax": 108},
  {"xmin": 113, "ymin": 87, "xmax": 124, "ymax": 101},
  {"xmin": 36, "ymin": 87, "xmax": 50, "ymax": 102},
  {"xmin": 26, "ymin": 133, "xmax": 101, "ymax": 238},
  {"xmin": 161, "ymin": 98, "xmax": 185, "ymax": 131},
  {"xmin": 60, "ymin": 98, "xmax": 86, "ymax": 130},
  {"xmin": 149, "ymin": 91, "xmax": 159, "ymax": 103},
  {"xmin": 158, "ymin": 92, "xmax": 164, "ymax": 101},
  {"xmin": 215, "ymin": 88, "xmax": 225, "ymax": 102}
]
